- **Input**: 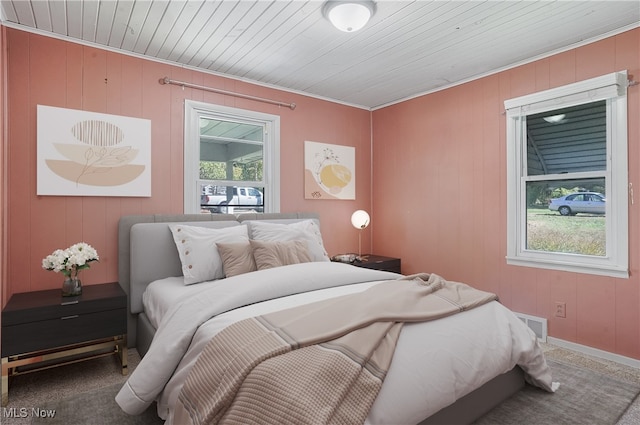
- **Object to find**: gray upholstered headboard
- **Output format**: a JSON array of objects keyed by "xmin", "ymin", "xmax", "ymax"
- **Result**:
[{"xmin": 118, "ymin": 212, "xmax": 321, "ymax": 348}]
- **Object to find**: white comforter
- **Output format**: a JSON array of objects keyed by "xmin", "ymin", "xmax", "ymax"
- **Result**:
[{"xmin": 116, "ymin": 262, "xmax": 554, "ymax": 425}]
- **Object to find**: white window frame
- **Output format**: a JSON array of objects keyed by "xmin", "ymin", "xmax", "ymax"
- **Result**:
[
  {"xmin": 505, "ymin": 71, "xmax": 629, "ymax": 278},
  {"xmin": 183, "ymin": 100, "xmax": 280, "ymax": 214}
]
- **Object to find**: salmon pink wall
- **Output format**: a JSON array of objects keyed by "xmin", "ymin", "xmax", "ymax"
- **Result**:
[
  {"xmin": 1, "ymin": 28, "xmax": 372, "ymax": 300},
  {"xmin": 1, "ymin": 26, "xmax": 6, "ymax": 309},
  {"xmin": 372, "ymin": 28, "xmax": 640, "ymax": 360}
]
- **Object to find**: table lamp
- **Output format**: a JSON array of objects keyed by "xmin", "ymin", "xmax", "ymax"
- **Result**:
[{"xmin": 351, "ymin": 210, "xmax": 370, "ymax": 261}]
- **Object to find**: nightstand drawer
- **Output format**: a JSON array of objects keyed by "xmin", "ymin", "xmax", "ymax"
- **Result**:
[
  {"xmin": 2, "ymin": 283, "xmax": 125, "ymax": 326},
  {"xmin": 2, "ymin": 308, "xmax": 126, "ymax": 357}
]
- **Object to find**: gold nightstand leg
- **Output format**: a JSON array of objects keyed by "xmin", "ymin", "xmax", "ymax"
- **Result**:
[
  {"xmin": 2, "ymin": 357, "xmax": 9, "ymax": 407},
  {"xmin": 1, "ymin": 335, "xmax": 128, "ymax": 405}
]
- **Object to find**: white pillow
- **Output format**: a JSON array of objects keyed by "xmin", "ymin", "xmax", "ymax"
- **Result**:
[
  {"xmin": 169, "ymin": 224, "xmax": 249, "ymax": 285},
  {"xmin": 247, "ymin": 220, "xmax": 329, "ymax": 262}
]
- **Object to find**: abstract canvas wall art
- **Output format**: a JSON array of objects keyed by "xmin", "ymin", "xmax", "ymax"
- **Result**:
[
  {"xmin": 304, "ymin": 140, "xmax": 355, "ymax": 200},
  {"xmin": 37, "ymin": 105, "xmax": 151, "ymax": 196}
]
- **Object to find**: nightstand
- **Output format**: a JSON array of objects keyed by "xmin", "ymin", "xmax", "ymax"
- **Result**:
[
  {"xmin": 352, "ymin": 255, "xmax": 401, "ymax": 274},
  {"xmin": 1, "ymin": 282, "xmax": 127, "ymax": 406}
]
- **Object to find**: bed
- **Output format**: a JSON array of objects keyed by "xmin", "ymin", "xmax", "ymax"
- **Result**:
[{"xmin": 115, "ymin": 213, "xmax": 555, "ymax": 424}]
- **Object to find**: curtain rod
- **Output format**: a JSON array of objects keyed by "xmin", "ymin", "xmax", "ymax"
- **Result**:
[{"xmin": 159, "ymin": 77, "xmax": 296, "ymax": 110}]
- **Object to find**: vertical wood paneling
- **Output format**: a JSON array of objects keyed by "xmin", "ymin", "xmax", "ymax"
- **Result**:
[
  {"xmin": 0, "ymin": 26, "xmax": 6, "ymax": 306},
  {"xmin": 81, "ymin": 46, "xmax": 107, "ymax": 112},
  {"xmin": 470, "ymin": 82, "xmax": 486, "ymax": 287},
  {"xmin": 479, "ymin": 75, "xmax": 502, "ymax": 297},
  {"xmin": 60, "ymin": 42, "xmax": 85, "ymax": 288},
  {"xmin": 575, "ymin": 37, "xmax": 616, "ymax": 81},
  {"xmin": 2, "ymin": 28, "xmax": 372, "ymax": 302},
  {"xmin": 547, "ymin": 270, "xmax": 578, "ymax": 341},
  {"xmin": 576, "ymin": 275, "xmax": 616, "ymax": 351},
  {"xmin": 456, "ymin": 83, "xmax": 475, "ymax": 285},
  {"xmin": 372, "ymin": 28, "xmax": 640, "ymax": 360},
  {"xmin": 548, "ymin": 50, "xmax": 576, "ymax": 87},
  {"xmin": 534, "ymin": 269, "xmax": 551, "ymax": 321},
  {"xmin": 166, "ymin": 71, "xmax": 191, "ymax": 216},
  {"xmin": 2, "ymin": 25, "xmax": 637, "ymax": 361},
  {"xmin": 103, "ymin": 51, "xmax": 125, "ymax": 284},
  {"xmin": 437, "ymin": 89, "xmax": 461, "ymax": 279},
  {"xmin": 30, "ymin": 36, "xmax": 71, "ymax": 291},
  {"xmin": 143, "ymin": 60, "xmax": 172, "ymax": 214},
  {"xmin": 534, "ymin": 59, "xmax": 550, "ymax": 93},
  {"xmin": 614, "ymin": 29, "xmax": 640, "ymax": 357},
  {"xmin": 7, "ymin": 29, "xmax": 32, "ymax": 294},
  {"xmin": 77, "ymin": 46, "xmax": 109, "ymax": 285},
  {"xmin": 65, "ymin": 43, "xmax": 84, "ymax": 109},
  {"xmin": 370, "ymin": 103, "xmax": 402, "ymax": 264},
  {"xmin": 509, "ymin": 267, "xmax": 538, "ymax": 314},
  {"xmin": 118, "ymin": 55, "xmax": 144, "ymax": 218},
  {"xmin": 106, "ymin": 51, "xmax": 123, "ymax": 115},
  {"xmin": 494, "ymin": 73, "xmax": 512, "ymax": 303},
  {"xmin": 615, "ymin": 278, "xmax": 640, "ymax": 358}
]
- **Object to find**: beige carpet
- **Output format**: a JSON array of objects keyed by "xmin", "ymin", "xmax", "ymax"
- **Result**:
[
  {"xmin": 2, "ymin": 343, "xmax": 639, "ymax": 425},
  {"xmin": 541, "ymin": 344, "xmax": 640, "ymax": 425},
  {"xmin": 2, "ymin": 350, "xmax": 141, "ymax": 425},
  {"xmin": 473, "ymin": 355, "xmax": 640, "ymax": 424}
]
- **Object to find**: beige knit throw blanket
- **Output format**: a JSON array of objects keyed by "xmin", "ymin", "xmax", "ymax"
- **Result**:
[{"xmin": 173, "ymin": 273, "xmax": 498, "ymax": 425}]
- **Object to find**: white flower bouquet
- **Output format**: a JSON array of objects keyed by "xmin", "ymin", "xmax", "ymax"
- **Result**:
[{"xmin": 42, "ymin": 242, "xmax": 99, "ymax": 278}]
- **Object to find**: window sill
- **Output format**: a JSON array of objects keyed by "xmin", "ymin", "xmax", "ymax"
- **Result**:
[{"xmin": 506, "ymin": 256, "xmax": 629, "ymax": 279}]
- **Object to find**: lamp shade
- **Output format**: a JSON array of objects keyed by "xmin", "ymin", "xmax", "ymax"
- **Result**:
[
  {"xmin": 351, "ymin": 210, "xmax": 370, "ymax": 229},
  {"xmin": 323, "ymin": 1, "xmax": 375, "ymax": 32}
]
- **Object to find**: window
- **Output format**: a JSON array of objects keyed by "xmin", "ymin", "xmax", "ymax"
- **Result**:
[
  {"xmin": 505, "ymin": 71, "xmax": 629, "ymax": 278},
  {"xmin": 184, "ymin": 100, "xmax": 280, "ymax": 214}
]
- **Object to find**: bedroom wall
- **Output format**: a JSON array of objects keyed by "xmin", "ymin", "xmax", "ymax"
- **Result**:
[
  {"xmin": 1, "ymin": 28, "xmax": 373, "ymax": 300},
  {"xmin": 0, "ymin": 26, "xmax": 6, "ymax": 311},
  {"xmin": 371, "ymin": 28, "xmax": 640, "ymax": 360}
]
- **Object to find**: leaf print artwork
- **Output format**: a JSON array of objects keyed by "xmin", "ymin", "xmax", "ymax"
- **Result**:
[
  {"xmin": 37, "ymin": 105, "xmax": 151, "ymax": 196},
  {"xmin": 48, "ymin": 120, "xmax": 143, "ymax": 186}
]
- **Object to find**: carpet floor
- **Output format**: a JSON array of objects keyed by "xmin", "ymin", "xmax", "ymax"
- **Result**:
[
  {"xmin": 2, "ymin": 343, "xmax": 639, "ymax": 425},
  {"xmin": 473, "ymin": 358, "xmax": 640, "ymax": 425}
]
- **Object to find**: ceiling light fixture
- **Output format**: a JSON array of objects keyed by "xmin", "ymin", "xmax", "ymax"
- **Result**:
[
  {"xmin": 543, "ymin": 114, "xmax": 566, "ymax": 123},
  {"xmin": 323, "ymin": 1, "xmax": 376, "ymax": 32}
]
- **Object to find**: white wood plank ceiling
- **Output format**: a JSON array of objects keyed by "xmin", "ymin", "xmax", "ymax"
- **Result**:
[{"xmin": 1, "ymin": 1, "xmax": 638, "ymax": 110}]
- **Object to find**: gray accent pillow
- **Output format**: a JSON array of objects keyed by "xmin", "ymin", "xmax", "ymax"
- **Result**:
[{"xmin": 250, "ymin": 240, "xmax": 312, "ymax": 270}]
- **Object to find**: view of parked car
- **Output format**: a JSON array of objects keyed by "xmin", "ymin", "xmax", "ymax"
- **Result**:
[
  {"xmin": 201, "ymin": 185, "xmax": 263, "ymax": 213},
  {"xmin": 548, "ymin": 192, "xmax": 605, "ymax": 216}
]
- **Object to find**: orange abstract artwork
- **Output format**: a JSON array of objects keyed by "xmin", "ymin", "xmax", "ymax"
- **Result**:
[{"xmin": 304, "ymin": 141, "xmax": 355, "ymax": 200}]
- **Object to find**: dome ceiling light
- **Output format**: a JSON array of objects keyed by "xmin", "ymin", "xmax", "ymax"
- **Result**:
[
  {"xmin": 543, "ymin": 114, "xmax": 566, "ymax": 123},
  {"xmin": 323, "ymin": 1, "xmax": 376, "ymax": 32}
]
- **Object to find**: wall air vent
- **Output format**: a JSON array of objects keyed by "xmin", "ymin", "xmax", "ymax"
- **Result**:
[{"xmin": 514, "ymin": 312, "xmax": 548, "ymax": 342}]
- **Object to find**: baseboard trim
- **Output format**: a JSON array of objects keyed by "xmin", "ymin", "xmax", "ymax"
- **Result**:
[{"xmin": 547, "ymin": 337, "xmax": 640, "ymax": 369}]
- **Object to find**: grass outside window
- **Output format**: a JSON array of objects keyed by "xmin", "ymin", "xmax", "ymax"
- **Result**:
[{"xmin": 526, "ymin": 208, "xmax": 605, "ymax": 256}]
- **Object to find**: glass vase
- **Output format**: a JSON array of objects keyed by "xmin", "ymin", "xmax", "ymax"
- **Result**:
[{"xmin": 62, "ymin": 276, "xmax": 82, "ymax": 297}]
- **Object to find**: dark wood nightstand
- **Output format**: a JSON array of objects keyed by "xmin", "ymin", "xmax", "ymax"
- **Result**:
[
  {"xmin": 1, "ymin": 282, "xmax": 127, "ymax": 406},
  {"xmin": 352, "ymin": 255, "xmax": 401, "ymax": 274}
]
